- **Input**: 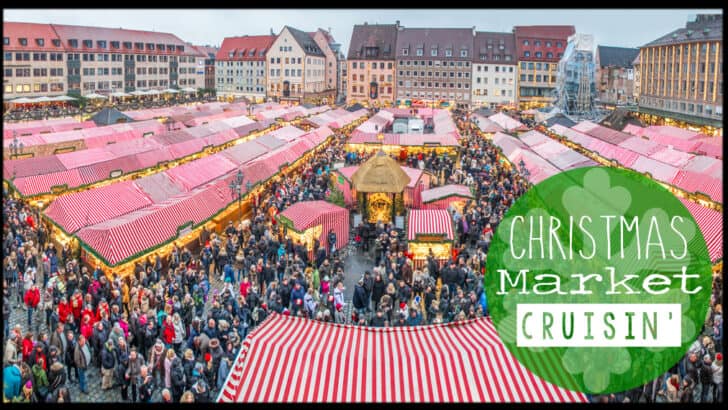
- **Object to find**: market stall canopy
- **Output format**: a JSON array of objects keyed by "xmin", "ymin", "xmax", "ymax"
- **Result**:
[
  {"xmin": 34, "ymin": 96, "xmax": 52, "ymax": 102},
  {"xmin": 49, "ymin": 95, "xmax": 78, "ymax": 102},
  {"xmin": 110, "ymin": 91, "xmax": 131, "ymax": 97},
  {"xmin": 84, "ymin": 93, "xmax": 107, "ymax": 99},
  {"xmin": 217, "ymin": 314, "xmax": 588, "ymax": 403},
  {"xmin": 350, "ymin": 151, "xmax": 411, "ymax": 193},
  {"xmin": 9, "ymin": 97, "xmax": 35, "ymax": 104},
  {"xmin": 145, "ymin": 89, "xmax": 161, "ymax": 95},
  {"xmin": 162, "ymin": 88, "xmax": 179, "ymax": 94},
  {"xmin": 181, "ymin": 87, "xmax": 197, "ymax": 93},
  {"xmin": 129, "ymin": 90, "xmax": 148, "ymax": 96}
]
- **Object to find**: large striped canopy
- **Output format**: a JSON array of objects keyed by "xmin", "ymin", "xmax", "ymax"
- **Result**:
[
  {"xmin": 218, "ymin": 314, "xmax": 588, "ymax": 403},
  {"xmin": 407, "ymin": 209, "xmax": 455, "ymax": 241}
]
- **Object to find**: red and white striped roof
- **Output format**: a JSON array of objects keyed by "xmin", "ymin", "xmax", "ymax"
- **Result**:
[
  {"xmin": 679, "ymin": 199, "xmax": 723, "ymax": 263},
  {"xmin": 278, "ymin": 200, "xmax": 347, "ymax": 232},
  {"xmin": 408, "ymin": 209, "xmax": 455, "ymax": 241},
  {"xmin": 218, "ymin": 314, "xmax": 588, "ymax": 403}
]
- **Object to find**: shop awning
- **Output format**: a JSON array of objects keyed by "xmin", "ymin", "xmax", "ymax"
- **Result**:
[
  {"xmin": 218, "ymin": 314, "xmax": 588, "ymax": 402},
  {"xmin": 407, "ymin": 209, "xmax": 454, "ymax": 241}
]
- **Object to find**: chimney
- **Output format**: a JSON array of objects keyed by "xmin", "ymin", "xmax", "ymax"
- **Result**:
[
  {"xmin": 473, "ymin": 26, "xmax": 476, "ymax": 36},
  {"xmin": 270, "ymin": 28, "xmax": 275, "ymax": 35},
  {"xmin": 396, "ymin": 20, "xmax": 400, "ymax": 28}
]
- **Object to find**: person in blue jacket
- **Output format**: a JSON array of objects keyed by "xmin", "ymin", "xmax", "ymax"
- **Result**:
[
  {"xmin": 3, "ymin": 362, "xmax": 22, "ymax": 400},
  {"xmin": 478, "ymin": 290, "xmax": 488, "ymax": 317}
]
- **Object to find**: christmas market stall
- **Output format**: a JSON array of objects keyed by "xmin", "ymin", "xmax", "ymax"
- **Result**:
[
  {"xmin": 276, "ymin": 200, "xmax": 349, "ymax": 259},
  {"xmin": 217, "ymin": 314, "xmax": 588, "ymax": 403},
  {"xmin": 407, "ymin": 209, "xmax": 455, "ymax": 269},
  {"xmin": 420, "ymin": 184, "xmax": 473, "ymax": 212},
  {"xmin": 351, "ymin": 151, "xmax": 411, "ymax": 224},
  {"xmin": 332, "ymin": 164, "xmax": 431, "ymax": 209}
]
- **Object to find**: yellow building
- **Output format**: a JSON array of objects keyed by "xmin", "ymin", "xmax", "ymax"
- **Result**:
[{"xmin": 636, "ymin": 14, "xmax": 722, "ymax": 136}]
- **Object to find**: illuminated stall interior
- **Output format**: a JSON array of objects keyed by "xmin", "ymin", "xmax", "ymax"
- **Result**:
[{"xmin": 350, "ymin": 151, "xmax": 411, "ymax": 224}]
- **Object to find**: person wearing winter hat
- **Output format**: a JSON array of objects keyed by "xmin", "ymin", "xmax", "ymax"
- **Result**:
[
  {"xmin": 12, "ymin": 380, "xmax": 34, "ymax": 403},
  {"xmin": 712, "ymin": 352, "xmax": 723, "ymax": 402},
  {"xmin": 3, "ymin": 361, "xmax": 22, "ymax": 400}
]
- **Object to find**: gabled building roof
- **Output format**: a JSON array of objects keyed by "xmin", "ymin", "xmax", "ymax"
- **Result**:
[
  {"xmin": 642, "ymin": 14, "xmax": 722, "ymax": 47},
  {"xmin": 284, "ymin": 26, "xmax": 324, "ymax": 57},
  {"xmin": 513, "ymin": 25, "xmax": 576, "ymax": 39},
  {"xmin": 347, "ymin": 23, "xmax": 398, "ymax": 60},
  {"xmin": 395, "ymin": 27, "xmax": 474, "ymax": 60},
  {"xmin": 216, "ymin": 35, "xmax": 275, "ymax": 61},
  {"xmin": 2, "ymin": 22, "xmax": 64, "ymax": 52},
  {"xmin": 473, "ymin": 31, "xmax": 516, "ymax": 65},
  {"xmin": 513, "ymin": 25, "xmax": 575, "ymax": 62},
  {"xmin": 597, "ymin": 46, "xmax": 639, "ymax": 68}
]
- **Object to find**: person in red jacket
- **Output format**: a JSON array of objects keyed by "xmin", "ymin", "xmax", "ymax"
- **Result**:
[
  {"xmin": 58, "ymin": 296, "xmax": 72, "ymax": 325},
  {"xmin": 95, "ymin": 300, "xmax": 109, "ymax": 323},
  {"xmin": 162, "ymin": 315, "xmax": 175, "ymax": 348},
  {"xmin": 24, "ymin": 283, "xmax": 40, "ymax": 329},
  {"xmin": 80, "ymin": 304, "xmax": 95, "ymax": 327},
  {"xmin": 239, "ymin": 276, "xmax": 251, "ymax": 299},
  {"xmin": 80, "ymin": 314, "xmax": 94, "ymax": 340},
  {"xmin": 69, "ymin": 290, "xmax": 82, "ymax": 321},
  {"xmin": 22, "ymin": 332, "xmax": 34, "ymax": 363}
]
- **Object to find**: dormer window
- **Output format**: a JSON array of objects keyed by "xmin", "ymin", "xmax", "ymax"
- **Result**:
[
  {"xmin": 168, "ymin": 45, "xmax": 175, "ymax": 52},
  {"xmin": 110, "ymin": 41, "xmax": 120, "ymax": 49},
  {"xmin": 229, "ymin": 51, "xmax": 235, "ymax": 58},
  {"xmin": 146, "ymin": 43, "xmax": 154, "ymax": 50},
  {"xmin": 97, "ymin": 40, "xmax": 106, "ymax": 49},
  {"xmin": 445, "ymin": 49, "xmax": 453, "ymax": 57},
  {"xmin": 416, "ymin": 48, "xmax": 423, "ymax": 56},
  {"xmin": 383, "ymin": 44, "xmax": 391, "ymax": 55},
  {"xmin": 259, "ymin": 49, "xmax": 266, "ymax": 56},
  {"xmin": 3, "ymin": 37, "xmax": 9, "ymax": 46},
  {"xmin": 135, "ymin": 42, "xmax": 144, "ymax": 50},
  {"xmin": 430, "ymin": 47, "xmax": 438, "ymax": 57},
  {"xmin": 52, "ymin": 39, "xmax": 61, "ymax": 47},
  {"xmin": 123, "ymin": 41, "xmax": 132, "ymax": 49},
  {"xmin": 35, "ymin": 38, "xmax": 44, "ymax": 46},
  {"xmin": 157, "ymin": 44, "xmax": 164, "ymax": 51},
  {"xmin": 83, "ymin": 39, "xmax": 92, "ymax": 48},
  {"xmin": 19, "ymin": 38, "xmax": 27, "ymax": 46},
  {"xmin": 401, "ymin": 48, "xmax": 409, "ymax": 56},
  {"xmin": 69, "ymin": 39, "xmax": 78, "ymax": 48},
  {"xmin": 460, "ymin": 49, "xmax": 468, "ymax": 57},
  {"xmin": 178, "ymin": 46, "xmax": 184, "ymax": 53},
  {"xmin": 365, "ymin": 47, "xmax": 379, "ymax": 57}
]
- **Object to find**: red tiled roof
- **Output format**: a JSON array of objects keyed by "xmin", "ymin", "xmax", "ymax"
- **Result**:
[
  {"xmin": 49, "ymin": 23, "xmax": 205, "ymax": 56},
  {"xmin": 216, "ymin": 35, "xmax": 275, "ymax": 61},
  {"xmin": 3, "ymin": 22, "xmax": 64, "ymax": 52}
]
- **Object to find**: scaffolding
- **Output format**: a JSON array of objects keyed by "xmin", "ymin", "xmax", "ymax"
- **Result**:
[{"xmin": 555, "ymin": 33, "xmax": 603, "ymax": 120}]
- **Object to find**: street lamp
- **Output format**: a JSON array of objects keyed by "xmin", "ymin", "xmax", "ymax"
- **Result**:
[
  {"xmin": 229, "ymin": 169, "xmax": 247, "ymax": 230},
  {"xmin": 9, "ymin": 131, "xmax": 24, "ymax": 159}
]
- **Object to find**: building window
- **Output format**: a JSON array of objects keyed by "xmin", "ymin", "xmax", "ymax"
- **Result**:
[
  {"xmin": 534, "ymin": 41, "xmax": 541, "ymax": 47},
  {"xmin": 35, "ymin": 38, "xmax": 44, "ymax": 46},
  {"xmin": 2, "ymin": 37, "xmax": 8, "ymax": 46},
  {"xmin": 557, "ymin": 42, "xmax": 563, "ymax": 48},
  {"xmin": 445, "ymin": 49, "xmax": 453, "ymax": 57},
  {"xmin": 460, "ymin": 49, "xmax": 468, "ymax": 57},
  {"xmin": 523, "ymin": 40, "xmax": 529, "ymax": 46},
  {"xmin": 546, "ymin": 41, "xmax": 552, "ymax": 47},
  {"xmin": 535, "ymin": 52, "xmax": 542, "ymax": 58},
  {"xmin": 19, "ymin": 38, "xmax": 27, "ymax": 46},
  {"xmin": 402, "ymin": 48, "xmax": 409, "ymax": 56},
  {"xmin": 524, "ymin": 51, "xmax": 530, "ymax": 57},
  {"xmin": 547, "ymin": 52, "xmax": 553, "ymax": 59}
]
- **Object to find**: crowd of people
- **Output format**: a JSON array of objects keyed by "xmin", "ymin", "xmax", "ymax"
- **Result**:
[{"xmin": 2, "ymin": 106, "xmax": 722, "ymax": 404}]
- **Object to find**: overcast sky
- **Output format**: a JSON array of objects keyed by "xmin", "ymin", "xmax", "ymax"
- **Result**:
[{"xmin": 5, "ymin": 9, "xmax": 721, "ymax": 53}]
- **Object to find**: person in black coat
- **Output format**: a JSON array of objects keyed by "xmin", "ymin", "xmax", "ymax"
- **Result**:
[
  {"xmin": 371, "ymin": 273, "xmax": 386, "ymax": 308},
  {"xmin": 353, "ymin": 279, "xmax": 368, "ymax": 315}
]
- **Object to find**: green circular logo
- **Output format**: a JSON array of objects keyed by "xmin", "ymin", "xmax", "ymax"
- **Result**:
[{"xmin": 485, "ymin": 166, "xmax": 712, "ymax": 394}]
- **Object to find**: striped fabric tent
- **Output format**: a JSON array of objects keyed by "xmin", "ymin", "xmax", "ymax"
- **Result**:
[
  {"xmin": 407, "ymin": 209, "xmax": 455, "ymax": 269},
  {"xmin": 277, "ymin": 200, "xmax": 349, "ymax": 258},
  {"xmin": 679, "ymin": 199, "xmax": 723, "ymax": 263},
  {"xmin": 218, "ymin": 314, "xmax": 588, "ymax": 403},
  {"xmin": 407, "ymin": 209, "xmax": 455, "ymax": 242}
]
